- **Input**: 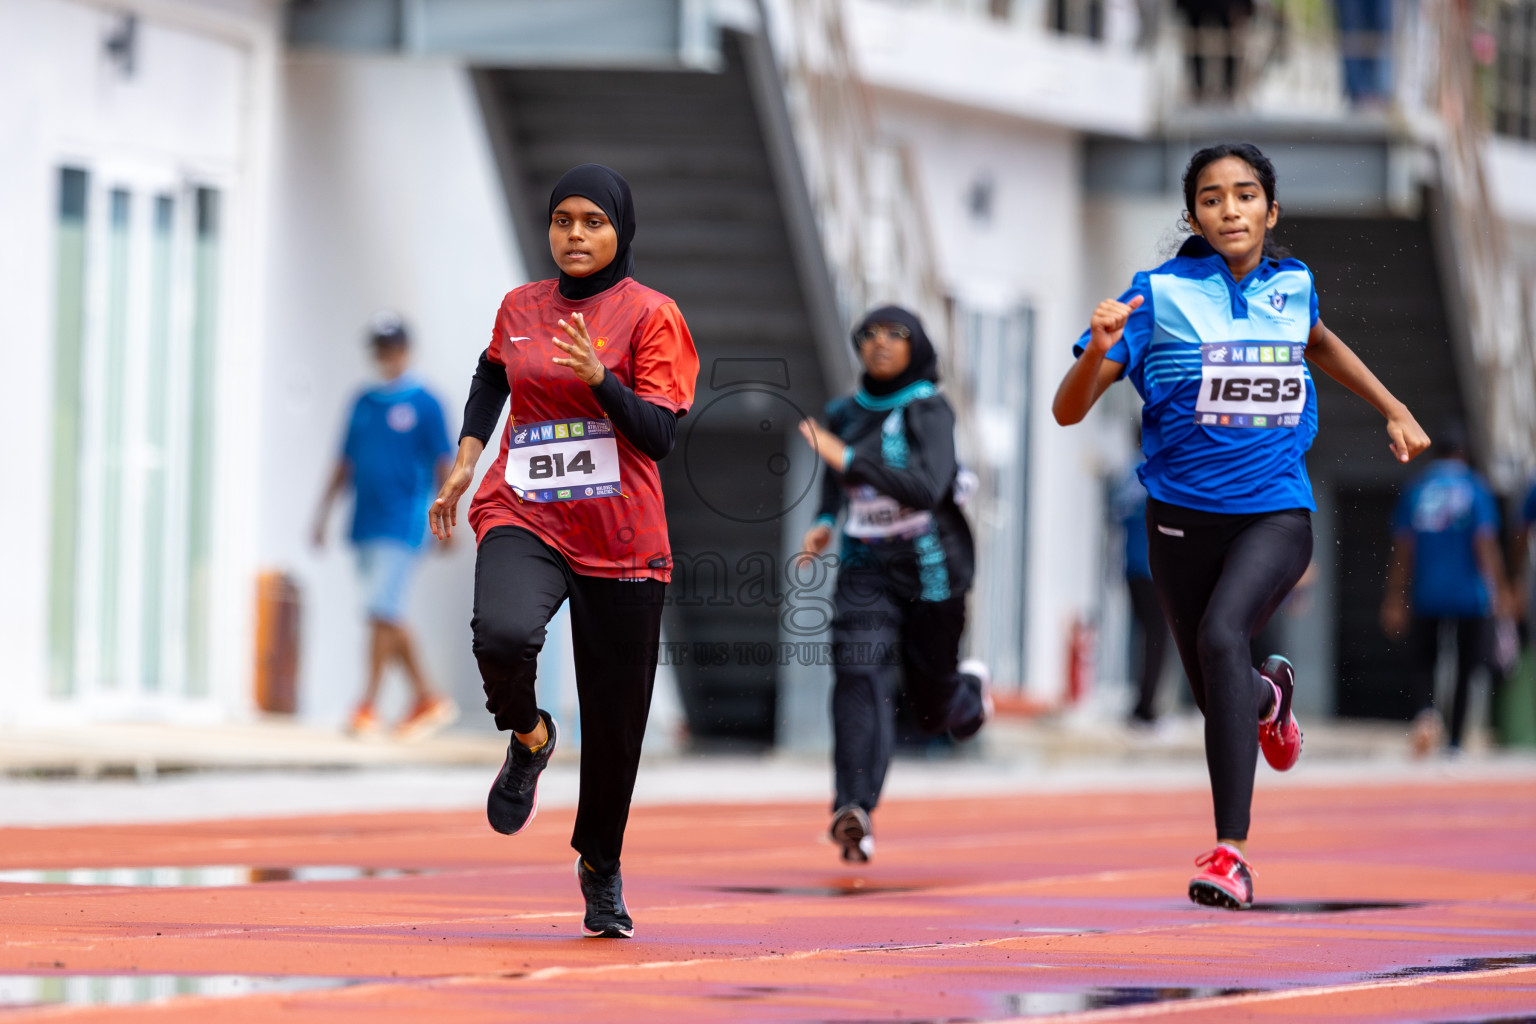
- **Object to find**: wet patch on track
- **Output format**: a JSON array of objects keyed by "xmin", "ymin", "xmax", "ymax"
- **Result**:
[
  {"xmin": 1249, "ymin": 900, "xmax": 1426, "ymax": 914},
  {"xmin": 0, "ymin": 865, "xmax": 430, "ymax": 887},
  {"xmin": 0, "ymin": 973, "xmax": 369, "ymax": 1009},
  {"xmin": 706, "ymin": 882, "xmax": 927, "ymax": 898}
]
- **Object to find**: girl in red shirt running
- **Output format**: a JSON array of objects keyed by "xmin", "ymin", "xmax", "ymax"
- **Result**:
[{"xmin": 430, "ymin": 164, "xmax": 699, "ymax": 938}]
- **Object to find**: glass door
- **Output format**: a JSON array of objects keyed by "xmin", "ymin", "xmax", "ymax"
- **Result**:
[{"xmin": 49, "ymin": 164, "xmax": 223, "ymax": 714}]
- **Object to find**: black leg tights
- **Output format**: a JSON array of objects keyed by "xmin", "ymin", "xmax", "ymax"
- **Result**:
[
  {"xmin": 472, "ymin": 526, "xmax": 664, "ymax": 875},
  {"xmin": 1409, "ymin": 616, "xmax": 1503, "ymax": 749},
  {"xmin": 1146, "ymin": 499, "xmax": 1313, "ymax": 841},
  {"xmin": 830, "ymin": 568, "xmax": 981, "ymax": 814},
  {"xmin": 1128, "ymin": 576, "xmax": 1171, "ymax": 722}
]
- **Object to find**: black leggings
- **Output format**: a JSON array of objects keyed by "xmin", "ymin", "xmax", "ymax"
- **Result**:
[
  {"xmin": 1145, "ymin": 499, "xmax": 1312, "ymax": 841},
  {"xmin": 830, "ymin": 567, "xmax": 986, "ymax": 814},
  {"xmin": 471, "ymin": 526, "xmax": 665, "ymax": 875},
  {"xmin": 1409, "ymin": 616, "xmax": 1502, "ymax": 749},
  {"xmin": 1128, "ymin": 576, "xmax": 1171, "ymax": 723}
]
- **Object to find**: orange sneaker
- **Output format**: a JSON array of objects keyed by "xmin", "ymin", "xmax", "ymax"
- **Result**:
[
  {"xmin": 395, "ymin": 695, "xmax": 459, "ymax": 742},
  {"xmin": 347, "ymin": 705, "xmax": 381, "ymax": 738}
]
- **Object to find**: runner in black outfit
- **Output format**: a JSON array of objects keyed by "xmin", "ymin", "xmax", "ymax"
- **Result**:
[
  {"xmin": 798, "ymin": 306, "xmax": 990, "ymax": 863},
  {"xmin": 1053, "ymin": 143, "xmax": 1430, "ymax": 908}
]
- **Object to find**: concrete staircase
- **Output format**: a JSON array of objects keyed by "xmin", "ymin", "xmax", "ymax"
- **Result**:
[{"xmin": 1286, "ymin": 213, "xmax": 1468, "ymax": 720}]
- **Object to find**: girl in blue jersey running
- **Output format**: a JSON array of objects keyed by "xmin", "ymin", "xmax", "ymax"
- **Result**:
[{"xmin": 1054, "ymin": 142, "xmax": 1430, "ymax": 909}]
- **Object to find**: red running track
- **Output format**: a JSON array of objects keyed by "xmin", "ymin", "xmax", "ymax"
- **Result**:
[{"xmin": 0, "ymin": 775, "xmax": 1534, "ymax": 1021}]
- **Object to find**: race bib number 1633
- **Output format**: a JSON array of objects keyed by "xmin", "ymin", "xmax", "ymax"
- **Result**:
[
  {"xmin": 506, "ymin": 417, "xmax": 622, "ymax": 502},
  {"xmin": 1194, "ymin": 341, "xmax": 1306, "ymax": 429}
]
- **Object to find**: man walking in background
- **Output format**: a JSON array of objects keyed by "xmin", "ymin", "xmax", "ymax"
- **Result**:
[
  {"xmin": 314, "ymin": 312, "xmax": 459, "ymax": 740},
  {"xmin": 1381, "ymin": 423, "xmax": 1512, "ymax": 755}
]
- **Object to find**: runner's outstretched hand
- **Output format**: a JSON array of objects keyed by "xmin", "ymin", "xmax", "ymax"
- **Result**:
[
  {"xmin": 1087, "ymin": 295, "xmax": 1144, "ymax": 354},
  {"xmin": 1386, "ymin": 407, "xmax": 1431, "ymax": 464},
  {"xmin": 553, "ymin": 312, "xmax": 606, "ymax": 386},
  {"xmin": 798, "ymin": 522, "xmax": 833, "ymax": 565},
  {"xmin": 798, "ymin": 418, "xmax": 851, "ymax": 471},
  {"xmin": 430, "ymin": 438, "xmax": 485, "ymax": 541}
]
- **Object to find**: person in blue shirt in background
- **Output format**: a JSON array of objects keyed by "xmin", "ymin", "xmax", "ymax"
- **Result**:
[
  {"xmin": 1381, "ymin": 422, "xmax": 1513, "ymax": 755},
  {"xmin": 1514, "ymin": 477, "xmax": 1536, "ymax": 623},
  {"xmin": 1113, "ymin": 465, "xmax": 1171, "ymax": 727},
  {"xmin": 314, "ymin": 312, "xmax": 459, "ymax": 740}
]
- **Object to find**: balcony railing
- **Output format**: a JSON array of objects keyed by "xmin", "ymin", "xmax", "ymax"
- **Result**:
[{"xmin": 1490, "ymin": 0, "xmax": 1536, "ymax": 140}]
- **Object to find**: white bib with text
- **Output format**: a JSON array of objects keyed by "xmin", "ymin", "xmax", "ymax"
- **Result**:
[
  {"xmin": 505, "ymin": 417, "xmax": 622, "ymax": 502},
  {"xmin": 1193, "ymin": 341, "xmax": 1306, "ymax": 429},
  {"xmin": 845, "ymin": 486, "xmax": 933, "ymax": 540}
]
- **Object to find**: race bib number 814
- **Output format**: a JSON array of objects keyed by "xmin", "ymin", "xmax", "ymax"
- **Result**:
[
  {"xmin": 506, "ymin": 417, "xmax": 622, "ymax": 502},
  {"xmin": 1194, "ymin": 342, "xmax": 1306, "ymax": 429}
]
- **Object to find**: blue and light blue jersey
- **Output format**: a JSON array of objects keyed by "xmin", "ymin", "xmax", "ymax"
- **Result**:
[{"xmin": 1075, "ymin": 253, "xmax": 1322, "ymax": 514}]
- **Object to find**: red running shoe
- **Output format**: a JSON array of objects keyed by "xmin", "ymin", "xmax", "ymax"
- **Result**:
[
  {"xmin": 1188, "ymin": 844, "xmax": 1254, "ymax": 909},
  {"xmin": 1258, "ymin": 655, "xmax": 1302, "ymax": 772}
]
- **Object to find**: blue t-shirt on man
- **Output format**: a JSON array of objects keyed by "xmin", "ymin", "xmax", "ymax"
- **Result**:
[
  {"xmin": 1075, "ymin": 251, "xmax": 1321, "ymax": 515},
  {"xmin": 1392, "ymin": 458, "xmax": 1500, "ymax": 618},
  {"xmin": 342, "ymin": 375, "xmax": 453, "ymax": 547}
]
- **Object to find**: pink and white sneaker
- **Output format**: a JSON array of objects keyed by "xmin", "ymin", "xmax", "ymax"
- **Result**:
[{"xmin": 1188, "ymin": 843, "xmax": 1254, "ymax": 909}]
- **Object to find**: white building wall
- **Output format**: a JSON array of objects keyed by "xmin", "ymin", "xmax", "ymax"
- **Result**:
[
  {"xmin": 263, "ymin": 54, "xmax": 525, "ymax": 729},
  {"xmin": 0, "ymin": 0, "xmax": 279, "ymax": 727}
]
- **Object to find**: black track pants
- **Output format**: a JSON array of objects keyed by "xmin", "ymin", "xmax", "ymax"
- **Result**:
[
  {"xmin": 1145, "ymin": 499, "xmax": 1313, "ymax": 841},
  {"xmin": 1409, "ymin": 616, "xmax": 1502, "ymax": 749},
  {"xmin": 471, "ymin": 525, "xmax": 665, "ymax": 875},
  {"xmin": 830, "ymin": 567, "xmax": 985, "ymax": 814},
  {"xmin": 1128, "ymin": 576, "xmax": 1171, "ymax": 722}
]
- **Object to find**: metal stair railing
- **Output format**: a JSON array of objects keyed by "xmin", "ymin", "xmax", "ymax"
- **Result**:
[{"xmin": 763, "ymin": 0, "xmax": 951, "ymax": 355}]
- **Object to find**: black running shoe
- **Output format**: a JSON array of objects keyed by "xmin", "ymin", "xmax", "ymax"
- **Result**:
[
  {"xmin": 486, "ymin": 710, "xmax": 556, "ymax": 836},
  {"xmin": 575, "ymin": 856, "xmax": 634, "ymax": 938},
  {"xmin": 951, "ymin": 658, "xmax": 993, "ymax": 740},
  {"xmin": 830, "ymin": 804, "xmax": 874, "ymax": 864}
]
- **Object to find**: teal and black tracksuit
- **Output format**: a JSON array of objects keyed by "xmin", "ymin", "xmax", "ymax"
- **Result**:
[{"xmin": 815, "ymin": 381, "xmax": 983, "ymax": 814}]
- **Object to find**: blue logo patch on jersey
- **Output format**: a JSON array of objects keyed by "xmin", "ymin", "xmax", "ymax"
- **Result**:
[{"xmin": 1270, "ymin": 292, "xmax": 1287, "ymax": 312}]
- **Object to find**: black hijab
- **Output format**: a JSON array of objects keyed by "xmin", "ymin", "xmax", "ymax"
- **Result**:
[
  {"xmin": 548, "ymin": 164, "xmax": 636, "ymax": 301},
  {"xmin": 851, "ymin": 305, "xmax": 939, "ymax": 397}
]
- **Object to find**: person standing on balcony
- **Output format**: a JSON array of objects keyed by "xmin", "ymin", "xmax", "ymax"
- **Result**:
[
  {"xmin": 796, "ymin": 306, "xmax": 991, "ymax": 865},
  {"xmin": 428, "ymin": 164, "xmax": 698, "ymax": 939},
  {"xmin": 1381, "ymin": 422, "xmax": 1512, "ymax": 755},
  {"xmin": 1176, "ymin": 0, "xmax": 1253, "ymax": 102},
  {"xmin": 313, "ymin": 312, "xmax": 459, "ymax": 741},
  {"xmin": 1053, "ymin": 142, "xmax": 1430, "ymax": 910},
  {"xmin": 1334, "ymin": 0, "xmax": 1393, "ymax": 107}
]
